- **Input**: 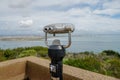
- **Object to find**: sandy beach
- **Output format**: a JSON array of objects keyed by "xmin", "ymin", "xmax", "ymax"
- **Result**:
[{"xmin": 0, "ymin": 36, "xmax": 43, "ymax": 41}]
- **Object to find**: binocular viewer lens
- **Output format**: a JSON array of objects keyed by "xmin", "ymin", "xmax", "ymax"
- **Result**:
[{"xmin": 43, "ymin": 23, "xmax": 75, "ymax": 34}]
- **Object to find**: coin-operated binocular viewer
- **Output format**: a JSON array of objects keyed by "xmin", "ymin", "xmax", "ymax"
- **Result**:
[{"xmin": 43, "ymin": 23, "xmax": 75, "ymax": 80}]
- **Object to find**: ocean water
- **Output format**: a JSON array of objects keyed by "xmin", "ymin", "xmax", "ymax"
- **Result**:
[
  {"xmin": 0, "ymin": 34, "xmax": 120, "ymax": 53},
  {"xmin": 67, "ymin": 34, "xmax": 120, "ymax": 53}
]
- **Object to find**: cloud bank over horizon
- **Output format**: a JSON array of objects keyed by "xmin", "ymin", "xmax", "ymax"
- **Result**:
[{"xmin": 0, "ymin": 0, "xmax": 120, "ymax": 35}]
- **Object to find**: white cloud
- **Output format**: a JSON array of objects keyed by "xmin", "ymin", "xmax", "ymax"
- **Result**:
[
  {"xmin": 103, "ymin": 0, "xmax": 120, "ymax": 9},
  {"xmin": 0, "ymin": 0, "xmax": 120, "ymax": 35},
  {"xmin": 29, "ymin": 7, "xmax": 120, "ymax": 33},
  {"xmin": 93, "ymin": 9, "xmax": 120, "ymax": 16},
  {"xmin": 30, "ymin": 0, "xmax": 99, "ymax": 10},
  {"xmin": 66, "ymin": 7, "xmax": 92, "ymax": 17},
  {"xmin": 9, "ymin": 0, "xmax": 32, "ymax": 8},
  {"xmin": 19, "ymin": 18, "xmax": 33, "ymax": 27}
]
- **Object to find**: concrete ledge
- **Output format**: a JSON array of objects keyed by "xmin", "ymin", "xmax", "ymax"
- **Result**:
[
  {"xmin": 0, "ymin": 56, "xmax": 119, "ymax": 80},
  {"xmin": 26, "ymin": 57, "xmax": 80, "ymax": 80},
  {"xmin": 0, "ymin": 57, "xmax": 27, "ymax": 80},
  {"xmin": 63, "ymin": 65, "xmax": 120, "ymax": 80}
]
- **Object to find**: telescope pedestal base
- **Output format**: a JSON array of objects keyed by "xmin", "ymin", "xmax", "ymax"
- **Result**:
[{"xmin": 49, "ymin": 61, "xmax": 63, "ymax": 80}]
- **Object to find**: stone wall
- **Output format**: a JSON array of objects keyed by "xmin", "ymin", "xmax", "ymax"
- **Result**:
[{"xmin": 0, "ymin": 56, "xmax": 119, "ymax": 80}]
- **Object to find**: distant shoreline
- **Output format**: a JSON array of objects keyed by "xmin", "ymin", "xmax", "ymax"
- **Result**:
[{"xmin": 0, "ymin": 36, "xmax": 43, "ymax": 41}]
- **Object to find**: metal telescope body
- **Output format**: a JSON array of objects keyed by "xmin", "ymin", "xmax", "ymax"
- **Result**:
[
  {"xmin": 43, "ymin": 23, "xmax": 75, "ymax": 48},
  {"xmin": 43, "ymin": 23, "xmax": 74, "ymax": 80}
]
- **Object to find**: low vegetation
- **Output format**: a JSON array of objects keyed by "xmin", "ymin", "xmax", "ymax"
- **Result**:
[
  {"xmin": 0, "ymin": 46, "xmax": 48, "ymax": 61},
  {"xmin": 64, "ymin": 50, "xmax": 120, "ymax": 79},
  {"xmin": 0, "ymin": 47, "xmax": 120, "ymax": 79}
]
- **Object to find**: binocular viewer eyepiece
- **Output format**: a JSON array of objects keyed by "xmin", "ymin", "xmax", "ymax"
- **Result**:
[
  {"xmin": 43, "ymin": 23, "xmax": 75, "ymax": 34},
  {"xmin": 44, "ymin": 23, "xmax": 75, "ymax": 48}
]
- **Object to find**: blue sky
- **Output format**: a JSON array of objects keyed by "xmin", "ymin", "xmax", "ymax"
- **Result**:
[{"xmin": 0, "ymin": 0, "xmax": 120, "ymax": 35}]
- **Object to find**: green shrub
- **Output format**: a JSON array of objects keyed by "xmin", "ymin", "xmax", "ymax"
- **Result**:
[
  {"xmin": 31, "ymin": 46, "xmax": 48, "ymax": 52},
  {"xmin": 0, "ymin": 46, "xmax": 48, "ymax": 61},
  {"xmin": 102, "ymin": 50, "xmax": 120, "ymax": 58},
  {"xmin": 18, "ymin": 49, "xmax": 37, "ymax": 57},
  {"xmin": 13, "ymin": 47, "xmax": 25, "ymax": 54},
  {"xmin": 12, "ymin": 46, "xmax": 48, "ymax": 58},
  {"xmin": 0, "ymin": 56, "xmax": 6, "ymax": 61},
  {"xmin": 0, "ymin": 50, "xmax": 6, "ymax": 61},
  {"xmin": 64, "ymin": 56, "xmax": 102, "ymax": 73},
  {"xmin": 80, "ymin": 51, "xmax": 94, "ymax": 55},
  {"xmin": 106, "ymin": 58, "xmax": 120, "ymax": 78},
  {"xmin": 4, "ymin": 49, "xmax": 16, "ymax": 59},
  {"xmin": 37, "ymin": 51, "xmax": 48, "ymax": 57}
]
